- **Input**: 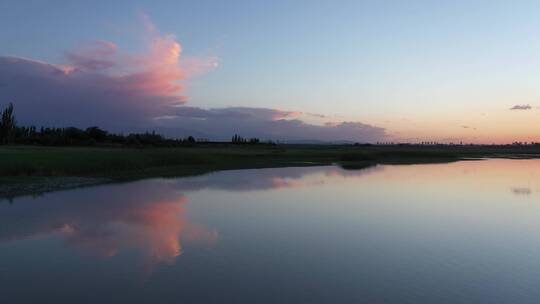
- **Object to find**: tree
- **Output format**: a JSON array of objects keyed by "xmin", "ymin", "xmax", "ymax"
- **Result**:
[
  {"xmin": 0, "ymin": 103, "xmax": 16, "ymax": 144},
  {"xmin": 86, "ymin": 126, "xmax": 108, "ymax": 141},
  {"xmin": 232, "ymin": 134, "xmax": 246, "ymax": 144}
]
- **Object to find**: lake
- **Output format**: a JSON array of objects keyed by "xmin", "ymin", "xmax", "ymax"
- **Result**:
[{"xmin": 1, "ymin": 159, "xmax": 540, "ymax": 303}]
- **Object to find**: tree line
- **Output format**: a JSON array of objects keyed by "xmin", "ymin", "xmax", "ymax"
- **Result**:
[
  {"xmin": 231, "ymin": 134, "xmax": 260, "ymax": 144},
  {"xmin": 0, "ymin": 103, "xmax": 263, "ymax": 146}
]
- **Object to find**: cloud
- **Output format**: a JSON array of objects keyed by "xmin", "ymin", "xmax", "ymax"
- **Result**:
[
  {"xmin": 510, "ymin": 104, "xmax": 532, "ymax": 110},
  {"xmin": 65, "ymin": 40, "xmax": 118, "ymax": 70},
  {"xmin": 171, "ymin": 107, "xmax": 301, "ymax": 121},
  {"xmin": 0, "ymin": 15, "xmax": 385, "ymax": 142},
  {"xmin": 155, "ymin": 106, "xmax": 385, "ymax": 142},
  {"xmin": 0, "ymin": 55, "xmax": 385, "ymax": 141},
  {"xmin": 305, "ymin": 112, "xmax": 327, "ymax": 118},
  {"xmin": 0, "ymin": 15, "xmax": 216, "ymax": 128},
  {"xmin": 181, "ymin": 56, "xmax": 220, "ymax": 78},
  {"xmin": 511, "ymin": 187, "xmax": 532, "ymax": 196},
  {"xmin": 0, "ymin": 56, "xmax": 181, "ymax": 127}
]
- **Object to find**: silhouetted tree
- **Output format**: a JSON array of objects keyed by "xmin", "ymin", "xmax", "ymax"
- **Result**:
[
  {"xmin": 0, "ymin": 103, "xmax": 211, "ymax": 147},
  {"xmin": 86, "ymin": 126, "xmax": 108, "ymax": 141},
  {"xmin": 0, "ymin": 103, "xmax": 16, "ymax": 144},
  {"xmin": 231, "ymin": 134, "xmax": 260, "ymax": 144},
  {"xmin": 232, "ymin": 134, "xmax": 247, "ymax": 144}
]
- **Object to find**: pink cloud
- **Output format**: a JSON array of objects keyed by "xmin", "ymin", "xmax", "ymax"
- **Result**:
[
  {"xmin": 0, "ymin": 14, "xmax": 386, "ymax": 142},
  {"xmin": 271, "ymin": 109, "xmax": 302, "ymax": 120},
  {"xmin": 62, "ymin": 15, "xmax": 216, "ymax": 105},
  {"xmin": 181, "ymin": 56, "xmax": 220, "ymax": 77},
  {"xmin": 0, "ymin": 15, "xmax": 219, "ymax": 128}
]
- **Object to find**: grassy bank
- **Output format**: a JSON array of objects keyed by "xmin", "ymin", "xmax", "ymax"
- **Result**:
[{"xmin": 2, "ymin": 144, "xmax": 540, "ymax": 198}]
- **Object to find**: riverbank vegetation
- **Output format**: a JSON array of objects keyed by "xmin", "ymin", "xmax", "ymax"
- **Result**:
[
  {"xmin": 2, "ymin": 143, "xmax": 540, "ymax": 198},
  {"xmin": 0, "ymin": 103, "xmax": 267, "ymax": 147},
  {"xmin": 2, "ymin": 102, "xmax": 540, "ymax": 198}
]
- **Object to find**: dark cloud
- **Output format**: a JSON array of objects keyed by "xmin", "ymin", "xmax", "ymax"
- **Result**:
[
  {"xmin": 0, "ymin": 56, "xmax": 179, "ymax": 128},
  {"xmin": 0, "ymin": 14, "xmax": 386, "ymax": 142},
  {"xmin": 510, "ymin": 104, "xmax": 532, "ymax": 110},
  {"xmin": 511, "ymin": 187, "xmax": 532, "ymax": 196},
  {"xmin": 0, "ymin": 56, "xmax": 385, "ymax": 142},
  {"xmin": 65, "ymin": 41, "xmax": 118, "ymax": 70},
  {"xmin": 156, "ymin": 106, "xmax": 385, "ymax": 142}
]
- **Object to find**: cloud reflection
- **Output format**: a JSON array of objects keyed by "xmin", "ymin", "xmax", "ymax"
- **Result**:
[
  {"xmin": 0, "ymin": 165, "xmax": 379, "ymax": 273},
  {"xmin": 0, "ymin": 187, "xmax": 218, "ymax": 273}
]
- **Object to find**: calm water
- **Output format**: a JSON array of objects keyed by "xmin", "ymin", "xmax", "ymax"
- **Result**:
[{"xmin": 2, "ymin": 159, "xmax": 540, "ymax": 303}]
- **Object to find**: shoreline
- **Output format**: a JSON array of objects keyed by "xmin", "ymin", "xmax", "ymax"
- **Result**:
[{"xmin": 2, "ymin": 144, "xmax": 540, "ymax": 200}]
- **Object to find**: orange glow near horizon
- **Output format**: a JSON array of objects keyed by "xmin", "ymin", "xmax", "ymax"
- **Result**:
[{"xmin": 372, "ymin": 110, "xmax": 540, "ymax": 144}]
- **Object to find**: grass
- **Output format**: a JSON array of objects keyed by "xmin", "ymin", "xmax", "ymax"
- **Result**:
[{"xmin": 2, "ymin": 143, "xmax": 540, "ymax": 198}]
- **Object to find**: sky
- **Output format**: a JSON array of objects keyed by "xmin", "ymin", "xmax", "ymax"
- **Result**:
[{"xmin": 1, "ymin": 0, "xmax": 540, "ymax": 143}]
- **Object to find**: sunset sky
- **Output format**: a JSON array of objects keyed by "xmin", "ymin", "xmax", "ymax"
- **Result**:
[{"xmin": 1, "ymin": 0, "xmax": 540, "ymax": 143}]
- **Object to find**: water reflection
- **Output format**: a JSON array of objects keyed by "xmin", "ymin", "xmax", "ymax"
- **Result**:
[
  {"xmin": 163, "ymin": 164, "xmax": 382, "ymax": 192},
  {"xmin": 3, "ymin": 160, "xmax": 540, "ymax": 303},
  {"xmin": 0, "ymin": 189, "xmax": 218, "ymax": 273},
  {"xmin": 0, "ymin": 165, "xmax": 380, "ymax": 270}
]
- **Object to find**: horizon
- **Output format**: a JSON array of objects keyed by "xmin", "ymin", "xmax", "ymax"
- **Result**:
[
  {"xmin": 2, "ymin": 1, "xmax": 540, "ymax": 144},
  {"xmin": 4, "ymin": 110, "xmax": 539, "ymax": 146}
]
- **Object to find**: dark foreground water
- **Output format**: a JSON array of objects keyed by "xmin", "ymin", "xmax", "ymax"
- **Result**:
[{"xmin": 2, "ymin": 159, "xmax": 540, "ymax": 303}]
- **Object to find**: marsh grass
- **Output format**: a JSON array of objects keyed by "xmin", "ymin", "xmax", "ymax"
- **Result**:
[{"xmin": 2, "ymin": 144, "xmax": 540, "ymax": 198}]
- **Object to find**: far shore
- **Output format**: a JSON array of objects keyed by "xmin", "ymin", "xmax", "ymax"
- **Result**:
[{"xmin": 2, "ymin": 143, "xmax": 540, "ymax": 199}]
